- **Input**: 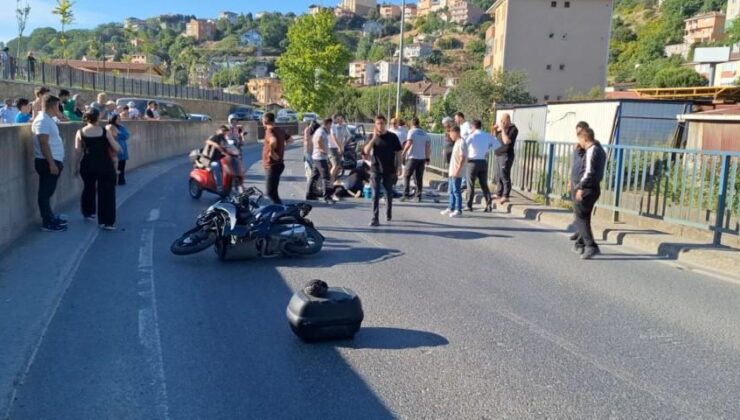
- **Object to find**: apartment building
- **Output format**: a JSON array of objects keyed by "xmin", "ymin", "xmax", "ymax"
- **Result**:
[
  {"xmin": 247, "ymin": 76, "xmax": 284, "ymax": 106},
  {"xmin": 219, "ymin": 11, "xmax": 238, "ymax": 25},
  {"xmin": 484, "ymin": 0, "xmax": 613, "ymax": 103},
  {"xmin": 726, "ymin": 0, "xmax": 739, "ymax": 29},
  {"xmin": 404, "ymin": 4, "xmax": 418, "ymax": 22},
  {"xmin": 404, "ymin": 81, "xmax": 448, "ymax": 113},
  {"xmin": 349, "ymin": 61, "xmax": 377, "ymax": 86},
  {"xmin": 403, "ymin": 42, "xmax": 433, "ymax": 62},
  {"xmin": 418, "ymin": 0, "xmax": 449, "ymax": 17},
  {"xmin": 380, "ymin": 4, "xmax": 402, "ymax": 18},
  {"xmin": 185, "ymin": 19, "xmax": 216, "ymax": 42},
  {"xmin": 340, "ymin": 0, "xmax": 378, "ymax": 16},
  {"xmin": 684, "ymin": 12, "xmax": 726, "ymax": 44},
  {"xmin": 449, "ymin": 0, "xmax": 485, "ymax": 25},
  {"xmin": 376, "ymin": 60, "xmax": 410, "ymax": 83}
]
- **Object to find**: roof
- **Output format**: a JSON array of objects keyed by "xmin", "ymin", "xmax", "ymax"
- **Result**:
[
  {"xmin": 632, "ymin": 86, "xmax": 740, "ymax": 102},
  {"xmin": 604, "ymin": 91, "xmax": 641, "ymax": 100},
  {"xmin": 685, "ymin": 11, "xmax": 725, "ymax": 21},
  {"xmin": 678, "ymin": 107, "xmax": 740, "ymax": 122},
  {"xmin": 51, "ymin": 59, "xmax": 165, "ymax": 76},
  {"xmin": 403, "ymin": 81, "xmax": 448, "ymax": 97}
]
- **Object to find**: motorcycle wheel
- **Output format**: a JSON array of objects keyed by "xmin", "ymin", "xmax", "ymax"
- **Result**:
[
  {"xmin": 170, "ymin": 227, "xmax": 217, "ymax": 255},
  {"xmin": 282, "ymin": 226, "xmax": 324, "ymax": 256},
  {"xmin": 189, "ymin": 179, "xmax": 203, "ymax": 199}
]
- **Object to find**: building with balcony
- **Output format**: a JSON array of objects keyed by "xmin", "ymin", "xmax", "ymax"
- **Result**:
[
  {"xmin": 449, "ymin": 0, "xmax": 485, "ymax": 25},
  {"xmin": 483, "ymin": 0, "xmax": 613, "ymax": 103},
  {"xmin": 340, "ymin": 0, "xmax": 378, "ymax": 16},
  {"xmin": 404, "ymin": 4, "xmax": 418, "ymax": 22},
  {"xmin": 684, "ymin": 12, "xmax": 726, "ymax": 45},
  {"xmin": 130, "ymin": 54, "xmax": 162, "ymax": 66},
  {"xmin": 379, "ymin": 4, "xmax": 402, "ymax": 18},
  {"xmin": 417, "ymin": 0, "xmax": 449, "ymax": 17},
  {"xmin": 185, "ymin": 19, "xmax": 217, "ymax": 42},
  {"xmin": 376, "ymin": 60, "xmax": 410, "ymax": 83},
  {"xmin": 247, "ymin": 76, "xmax": 284, "ymax": 106},
  {"xmin": 349, "ymin": 61, "xmax": 377, "ymax": 86},
  {"xmin": 403, "ymin": 42, "xmax": 433, "ymax": 62}
]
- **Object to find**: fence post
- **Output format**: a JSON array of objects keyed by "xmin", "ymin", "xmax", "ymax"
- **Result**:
[
  {"xmin": 544, "ymin": 143, "xmax": 556, "ymax": 206},
  {"xmin": 612, "ymin": 147, "xmax": 625, "ymax": 222},
  {"xmin": 713, "ymin": 154, "xmax": 731, "ymax": 245},
  {"xmin": 41, "ymin": 63, "xmax": 46, "ymax": 84},
  {"xmin": 102, "ymin": 73, "xmax": 106, "ymax": 92}
]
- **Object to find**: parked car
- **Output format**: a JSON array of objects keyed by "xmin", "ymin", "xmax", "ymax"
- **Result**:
[
  {"xmin": 302, "ymin": 112, "xmax": 319, "ymax": 123},
  {"xmin": 275, "ymin": 116, "xmax": 293, "ymax": 123},
  {"xmin": 251, "ymin": 109, "xmax": 265, "ymax": 121},
  {"xmin": 115, "ymin": 98, "xmax": 190, "ymax": 120},
  {"xmin": 278, "ymin": 109, "xmax": 298, "ymax": 121},
  {"xmin": 188, "ymin": 113, "xmax": 212, "ymax": 121},
  {"xmin": 229, "ymin": 105, "xmax": 253, "ymax": 121}
]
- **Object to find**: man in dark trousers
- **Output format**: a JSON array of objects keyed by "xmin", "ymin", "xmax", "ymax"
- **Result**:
[
  {"xmin": 262, "ymin": 112, "xmax": 290, "ymax": 204},
  {"xmin": 494, "ymin": 113, "xmax": 518, "ymax": 205},
  {"xmin": 569, "ymin": 121, "xmax": 590, "ymax": 241},
  {"xmin": 401, "ymin": 117, "xmax": 431, "ymax": 202},
  {"xmin": 573, "ymin": 127, "xmax": 607, "ymax": 260},
  {"xmin": 306, "ymin": 118, "xmax": 336, "ymax": 204},
  {"xmin": 363, "ymin": 115, "xmax": 402, "ymax": 227}
]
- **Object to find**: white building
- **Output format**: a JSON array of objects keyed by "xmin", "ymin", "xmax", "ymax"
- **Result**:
[
  {"xmin": 219, "ymin": 11, "xmax": 238, "ymax": 25},
  {"xmin": 375, "ymin": 60, "xmax": 410, "ymax": 83},
  {"xmin": 240, "ymin": 30, "xmax": 263, "ymax": 47},
  {"xmin": 403, "ymin": 42, "xmax": 433, "ymax": 61},
  {"xmin": 349, "ymin": 61, "xmax": 377, "ymax": 86},
  {"xmin": 124, "ymin": 17, "xmax": 146, "ymax": 31}
]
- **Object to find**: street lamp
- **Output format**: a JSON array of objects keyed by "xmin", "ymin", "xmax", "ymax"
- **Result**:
[{"xmin": 395, "ymin": 0, "xmax": 406, "ymax": 118}]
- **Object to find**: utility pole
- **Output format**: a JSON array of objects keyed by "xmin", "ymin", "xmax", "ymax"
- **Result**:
[{"xmin": 395, "ymin": 0, "xmax": 405, "ymax": 119}]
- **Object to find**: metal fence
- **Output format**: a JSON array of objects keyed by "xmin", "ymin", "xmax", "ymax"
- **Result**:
[
  {"xmin": 0, "ymin": 59, "xmax": 251, "ymax": 105},
  {"xmin": 426, "ymin": 136, "xmax": 740, "ymax": 244}
]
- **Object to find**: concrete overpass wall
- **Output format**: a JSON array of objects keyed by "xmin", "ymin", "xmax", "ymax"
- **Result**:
[{"xmin": 0, "ymin": 120, "xmax": 228, "ymax": 250}]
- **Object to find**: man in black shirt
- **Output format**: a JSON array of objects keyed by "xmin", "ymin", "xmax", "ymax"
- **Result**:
[
  {"xmin": 494, "ymin": 113, "xmax": 518, "ymax": 204},
  {"xmin": 363, "ymin": 115, "xmax": 402, "ymax": 227},
  {"xmin": 573, "ymin": 127, "xmax": 607, "ymax": 260}
]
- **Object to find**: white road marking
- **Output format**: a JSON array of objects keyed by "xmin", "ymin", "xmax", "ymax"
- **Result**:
[
  {"xmin": 147, "ymin": 209, "xmax": 161, "ymax": 222},
  {"xmin": 137, "ymin": 227, "xmax": 170, "ymax": 420}
]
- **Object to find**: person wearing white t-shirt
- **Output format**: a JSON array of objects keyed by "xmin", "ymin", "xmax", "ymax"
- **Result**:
[
  {"xmin": 454, "ymin": 112, "xmax": 472, "ymax": 141},
  {"xmin": 329, "ymin": 113, "xmax": 350, "ymax": 182},
  {"xmin": 401, "ymin": 117, "xmax": 431, "ymax": 201},
  {"xmin": 464, "ymin": 119, "xmax": 500, "ymax": 213},
  {"xmin": 441, "ymin": 126, "xmax": 467, "ymax": 218},
  {"xmin": 31, "ymin": 94, "xmax": 67, "ymax": 231},
  {"xmin": 389, "ymin": 118, "xmax": 408, "ymax": 186},
  {"xmin": 306, "ymin": 118, "xmax": 335, "ymax": 203}
]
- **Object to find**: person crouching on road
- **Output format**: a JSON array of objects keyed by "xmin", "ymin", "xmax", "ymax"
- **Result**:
[
  {"xmin": 74, "ymin": 109, "xmax": 121, "ymax": 230},
  {"xmin": 262, "ymin": 112, "xmax": 290, "ymax": 204},
  {"xmin": 401, "ymin": 117, "xmax": 431, "ymax": 202},
  {"xmin": 568, "ymin": 121, "xmax": 590, "ymax": 242},
  {"xmin": 332, "ymin": 161, "xmax": 371, "ymax": 201},
  {"xmin": 441, "ymin": 126, "xmax": 467, "ymax": 218},
  {"xmin": 573, "ymin": 127, "xmax": 607, "ymax": 260},
  {"xmin": 363, "ymin": 115, "xmax": 403, "ymax": 227},
  {"xmin": 306, "ymin": 118, "xmax": 335, "ymax": 204}
]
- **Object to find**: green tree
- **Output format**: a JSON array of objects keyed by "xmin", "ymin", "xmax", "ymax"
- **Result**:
[
  {"xmin": 321, "ymin": 86, "xmax": 362, "ymax": 121},
  {"xmin": 15, "ymin": 0, "xmax": 31, "ymax": 61},
  {"xmin": 355, "ymin": 35, "xmax": 373, "ymax": 60},
  {"xmin": 652, "ymin": 66, "xmax": 707, "ymax": 87},
  {"xmin": 465, "ymin": 39, "xmax": 486, "ymax": 59},
  {"xmin": 52, "ymin": 0, "xmax": 75, "ymax": 60},
  {"xmin": 367, "ymin": 42, "xmax": 394, "ymax": 62},
  {"xmin": 277, "ymin": 11, "xmax": 352, "ymax": 112},
  {"xmin": 258, "ymin": 13, "xmax": 290, "ymax": 50},
  {"xmin": 725, "ymin": 18, "xmax": 740, "ymax": 46}
]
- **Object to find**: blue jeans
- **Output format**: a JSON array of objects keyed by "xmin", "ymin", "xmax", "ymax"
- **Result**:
[
  {"xmin": 448, "ymin": 177, "xmax": 463, "ymax": 212},
  {"xmin": 210, "ymin": 161, "xmax": 222, "ymax": 191}
]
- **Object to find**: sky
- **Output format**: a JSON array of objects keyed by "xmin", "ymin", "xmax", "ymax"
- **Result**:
[{"xmin": 0, "ymin": 0, "xmax": 332, "ymax": 44}]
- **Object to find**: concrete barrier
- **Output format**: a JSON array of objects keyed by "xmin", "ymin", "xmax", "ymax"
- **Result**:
[{"xmin": 0, "ymin": 120, "xmax": 224, "ymax": 250}]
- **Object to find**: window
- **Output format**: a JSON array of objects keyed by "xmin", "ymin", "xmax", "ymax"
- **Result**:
[
  {"xmin": 546, "ymin": 64, "xmax": 552, "ymax": 70},
  {"xmin": 551, "ymin": 1, "xmax": 557, "ymax": 7},
  {"xmin": 565, "ymin": 1, "xmax": 570, "ymax": 7},
  {"xmin": 544, "ymin": 95, "xmax": 550, "ymax": 101},
  {"xmin": 557, "ymin": 96, "xmax": 562, "ymax": 100},
  {"xmin": 549, "ymin": 32, "xmax": 554, "ymax": 38},
  {"xmin": 559, "ymin": 64, "xmax": 565, "ymax": 70}
]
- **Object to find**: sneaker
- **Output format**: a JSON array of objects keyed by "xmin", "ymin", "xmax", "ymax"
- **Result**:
[
  {"xmin": 84, "ymin": 215, "xmax": 96, "ymax": 222},
  {"xmin": 569, "ymin": 232, "xmax": 579, "ymax": 241},
  {"xmin": 581, "ymin": 247, "xmax": 600, "ymax": 260},
  {"xmin": 41, "ymin": 222, "xmax": 67, "ymax": 232},
  {"xmin": 449, "ymin": 211, "xmax": 462, "ymax": 218},
  {"xmin": 440, "ymin": 209, "xmax": 452, "ymax": 216},
  {"xmin": 369, "ymin": 219, "xmax": 380, "ymax": 227},
  {"xmin": 572, "ymin": 244, "xmax": 585, "ymax": 254},
  {"xmin": 99, "ymin": 224, "xmax": 117, "ymax": 231}
]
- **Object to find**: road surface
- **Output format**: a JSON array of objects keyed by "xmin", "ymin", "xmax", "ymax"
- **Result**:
[{"xmin": 1, "ymin": 143, "xmax": 739, "ymax": 419}]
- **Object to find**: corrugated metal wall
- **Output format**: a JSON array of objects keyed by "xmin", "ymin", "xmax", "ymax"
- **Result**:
[
  {"xmin": 545, "ymin": 102, "xmax": 619, "ymax": 143},
  {"xmin": 687, "ymin": 121, "xmax": 740, "ymax": 152}
]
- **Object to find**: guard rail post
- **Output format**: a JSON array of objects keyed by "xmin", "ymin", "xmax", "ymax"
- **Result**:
[
  {"xmin": 713, "ymin": 154, "xmax": 731, "ymax": 245},
  {"xmin": 612, "ymin": 147, "xmax": 625, "ymax": 222},
  {"xmin": 545, "ymin": 142, "xmax": 556, "ymax": 206}
]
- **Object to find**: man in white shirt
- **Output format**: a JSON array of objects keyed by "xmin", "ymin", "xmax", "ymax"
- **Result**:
[
  {"xmin": 401, "ymin": 117, "xmax": 431, "ymax": 202},
  {"xmin": 306, "ymin": 118, "xmax": 335, "ymax": 203},
  {"xmin": 329, "ymin": 113, "xmax": 350, "ymax": 182},
  {"xmin": 464, "ymin": 119, "xmax": 500, "ymax": 212},
  {"xmin": 454, "ymin": 112, "xmax": 472, "ymax": 141},
  {"xmin": 32, "ymin": 94, "xmax": 68, "ymax": 231}
]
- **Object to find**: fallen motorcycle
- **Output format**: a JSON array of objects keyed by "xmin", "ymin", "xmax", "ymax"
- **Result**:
[{"xmin": 171, "ymin": 187, "xmax": 324, "ymax": 260}]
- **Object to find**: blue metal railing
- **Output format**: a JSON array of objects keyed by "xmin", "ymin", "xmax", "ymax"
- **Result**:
[{"xmin": 425, "ymin": 136, "xmax": 740, "ymax": 244}]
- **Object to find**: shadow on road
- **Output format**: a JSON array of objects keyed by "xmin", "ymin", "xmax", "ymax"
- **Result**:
[
  {"xmin": 321, "ymin": 226, "xmax": 510, "ymax": 241},
  {"xmin": 337, "ymin": 327, "xmax": 449, "ymax": 350}
]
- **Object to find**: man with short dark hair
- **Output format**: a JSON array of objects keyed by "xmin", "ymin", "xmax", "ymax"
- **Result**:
[
  {"xmin": 363, "ymin": 115, "xmax": 403, "ymax": 226},
  {"xmin": 31, "ymin": 86, "xmax": 50, "ymax": 117},
  {"xmin": 573, "ymin": 127, "xmax": 606, "ymax": 260},
  {"xmin": 494, "ymin": 113, "xmax": 518, "ymax": 205},
  {"xmin": 145, "ymin": 101, "xmax": 160, "ymax": 120},
  {"xmin": 58, "ymin": 89, "xmax": 70, "ymax": 114},
  {"xmin": 204, "ymin": 125, "xmax": 231, "ymax": 194},
  {"xmin": 465, "ymin": 119, "xmax": 498, "ymax": 212},
  {"xmin": 32, "ymin": 94, "xmax": 67, "ymax": 231},
  {"xmin": 307, "ymin": 118, "xmax": 335, "ymax": 204},
  {"xmin": 568, "ymin": 121, "xmax": 590, "ymax": 241},
  {"xmin": 263, "ymin": 112, "xmax": 291, "ymax": 204},
  {"xmin": 401, "ymin": 117, "xmax": 431, "ymax": 202},
  {"xmin": 0, "ymin": 98, "xmax": 18, "ymax": 123},
  {"xmin": 14, "ymin": 98, "xmax": 32, "ymax": 123}
]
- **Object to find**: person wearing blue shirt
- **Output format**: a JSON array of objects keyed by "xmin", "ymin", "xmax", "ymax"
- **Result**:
[{"xmin": 14, "ymin": 98, "xmax": 32, "ymax": 123}]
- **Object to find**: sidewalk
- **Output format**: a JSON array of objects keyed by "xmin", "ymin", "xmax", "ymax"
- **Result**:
[{"xmin": 425, "ymin": 177, "xmax": 740, "ymax": 281}]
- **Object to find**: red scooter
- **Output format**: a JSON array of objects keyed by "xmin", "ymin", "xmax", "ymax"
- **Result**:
[{"xmin": 188, "ymin": 145, "xmax": 244, "ymax": 199}]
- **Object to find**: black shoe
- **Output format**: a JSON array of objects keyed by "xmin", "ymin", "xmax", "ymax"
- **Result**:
[
  {"xmin": 569, "ymin": 232, "xmax": 579, "ymax": 241},
  {"xmin": 483, "ymin": 202, "xmax": 492, "ymax": 213},
  {"xmin": 305, "ymin": 195, "xmax": 319, "ymax": 201},
  {"xmin": 41, "ymin": 222, "xmax": 67, "ymax": 232},
  {"xmin": 369, "ymin": 219, "xmax": 380, "ymax": 227},
  {"xmin": 467, "ymin": 206, "xmax": 474, "ymax": 212},
  {"xmin": 572, "ymin": 244, "xmax": 585, "ymax": 254},
  {"xmin": 581, "ymin": 247, "xmax": 600, "ymax": 260},
  {"xmin": 386, "ymin": 216, "xmax": 392, "ymax": 222},
  {"xmin": 416, "ymin": 196, "xmax": 422, "ymax": 203}
]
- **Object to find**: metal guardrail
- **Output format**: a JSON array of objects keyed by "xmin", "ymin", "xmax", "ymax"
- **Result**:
[
  {"xmin": 0, "ymin": 60, "xmax": 251, "ymax": 105},
  {"xmin": 425, "ymin": 136, "xmax": 740, "ymax": 244}
]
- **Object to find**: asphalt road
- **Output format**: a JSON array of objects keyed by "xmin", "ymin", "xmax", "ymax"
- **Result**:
[{"xmin": 2, "ymin": 143, "xmax": 739, "ymax": 419}]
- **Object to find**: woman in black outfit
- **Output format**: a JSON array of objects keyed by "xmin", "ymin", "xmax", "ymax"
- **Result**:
[{"xmin": 74, "ymin": 109, "xmax": 121, "ymax": 230}]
